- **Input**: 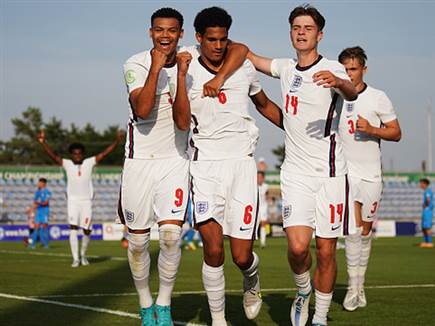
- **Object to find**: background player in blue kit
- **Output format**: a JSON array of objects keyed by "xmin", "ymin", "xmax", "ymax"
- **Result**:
[
  {"xmin": 419, "ymin": 178, "xmax": 433, "ymax": 248},
  {"xmin": 31, "ymin": 178, "xmax": 51, "ymax": 249}
]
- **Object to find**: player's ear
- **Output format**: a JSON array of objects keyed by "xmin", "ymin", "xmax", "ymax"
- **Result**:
[
  {"xmin": 148, "ymin": 28, "xmax": 153, "ymax": 39},
  {"xmin": 363, "ymin": 66, "xmax": 368, "ymax": 75},
  {"xmin": 179, "ymin": 29, "xmax": 184, "ymax": 39},
  {"xmin": 195, "ymin": 32, "xmax": 203, "ymax": 44},
  {"xmin": 317, "ymin": 30, "xmax": 324, "ymax": 42}
]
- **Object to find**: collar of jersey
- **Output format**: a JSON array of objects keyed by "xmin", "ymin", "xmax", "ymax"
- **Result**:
[
  {"xmin": 296, "ymin": 55, "xmax": 323, "ymax": 71},
  {"xmin": 198, "ymin": 56, "xmax": 219, "ymax": 75}
]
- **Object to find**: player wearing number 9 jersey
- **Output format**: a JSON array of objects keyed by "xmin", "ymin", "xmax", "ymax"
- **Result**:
[
  {"xmin": 174, "ymin": 7, "xmax": 283, "ymax": 326},
  {"xmin": 120, "ymin": 7, "xmax": 252, "ymax": 326},
  {"xmin": 248, "ymin": 5, "xmax": 358, "ymax": 326},
  {"xmin": 338, "ymin": 46, "xmax": 401, "ymax": 312}
]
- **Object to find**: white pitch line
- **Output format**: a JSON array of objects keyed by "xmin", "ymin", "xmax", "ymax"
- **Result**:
[
  {"xmin": 30, "ymin": 283, "xmax": 435, "ymax": 299},
  {"xmin": 0, "ymin": 292, "xmax": 204, "ymax": 326},
  {"xmin": 0, "ymin": 249, "xmax": 127, "ymax": 261}
]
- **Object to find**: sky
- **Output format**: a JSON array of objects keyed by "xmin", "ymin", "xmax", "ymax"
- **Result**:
[{"xmin": 1, "ymin": 0, "xmax": 435, "ymax": 171}]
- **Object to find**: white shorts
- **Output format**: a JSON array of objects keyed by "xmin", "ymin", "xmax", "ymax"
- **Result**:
[
  {"xmin": 349, "ymin": 176, "xmax": 382, "ymax": 222},
  {"xmin": 118, "ymin": 157, "xmax": 189, "ymax": 230},
  {"xmin": 68, "ymin": 199, "xmax": 92, "ymax": 230},
  {"xmin": 280, "ymin": 172, "xmax": 351, "ymax": 238},
  {"xmin": 190, "ymin": 157, "xmax": 259, "ymax": 240}
]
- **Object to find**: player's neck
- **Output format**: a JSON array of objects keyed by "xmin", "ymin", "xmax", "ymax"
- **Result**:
[
  {"xmin": 200, "ymin": 55, "xmax": 224, "ymax": 73},
  {"xmin": 165, "ymin": 52, "xmax": 177, "ymax": 66},
  {"xmin": 355, "ymin": 81, "xmax": 367, "ymax": 93},
  {"xmin": 296, "ymin": 49, "xmax": 319, "ymax": 68}
]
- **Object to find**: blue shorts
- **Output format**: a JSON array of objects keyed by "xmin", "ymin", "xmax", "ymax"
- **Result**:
[
  {"xmin": 35, "ymin": 211, "xmax": 49, "ymax": 224},
  {"xmin": 422, "ymin": 211, "xmax": 433, "ymax": 230}
]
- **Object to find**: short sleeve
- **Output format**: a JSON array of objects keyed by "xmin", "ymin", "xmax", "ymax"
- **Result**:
[
  {"xmin": 123, "ymin": 60, "xmax": 148, "ymax": 94},
  {"xmin": 377, "ymin": 92, "xmax": 397, "ymax": 123},
  {"xmin": 34, "ymin": 191, "xmax": 39, "ymax": 201},
  {"xmin": 62, "ymin": 159, "xmax": 72, "ymax": 169},
  {"xmin": 244, "ymin": 60, "xmax": 262, "ymax": 96},
  {"xmin": 330, "ymin": 61, "xmax": 350, "ymax": 81},
  {"xmin": 46, "ymin": 190, "xmax": 52, "ymax": 200},
  {"xmin": 271, "ymin": 58, "xmax": 294, "ymax": 78},
  {"xmin": 86, "ymin": 156, "xmax": 97, "ymax": 168}
]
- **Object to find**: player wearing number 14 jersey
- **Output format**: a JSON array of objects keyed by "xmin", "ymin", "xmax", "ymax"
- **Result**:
[
  {"xmin": 338, "ymin": 46, "xmax": 401, "ymax": 312},
  {"xmin": 248, "ymin": 5, "xmax": 358, "ymax": 326}
]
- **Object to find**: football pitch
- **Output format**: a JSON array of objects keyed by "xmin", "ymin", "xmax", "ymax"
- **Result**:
[{"xmin": 1, "ymin": 237, "xmax": 434, "ymax": 326}]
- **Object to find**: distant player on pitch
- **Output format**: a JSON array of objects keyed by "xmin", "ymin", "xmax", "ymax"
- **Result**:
[
  {"xmin": 38, "ymin": 129, "xmax": 122, "ymax": 267},
  {"xmin": 174, "ymin": 7, "xmax": 283, "ymax": 325},
  {"xmin": 419, "ymin": 178, "xmax": 433, "ymax": 248},
  {"xmin": 120, "ymin": 7, "xmax": 250, "ymax": 326},
  {"xmin": 338, "ymin": 46, "xmax": 402, "ymax": 311},
  {"xmin": 30, "ymin": 177, "xmax": 51, "ymax": 249},
  {"xmin": 258, "ymin": 171, "xmax": 269, "ymax": 248},
  {"xmin": 248, "ymin": 5, "xmax": 358, "ymax": 325}
]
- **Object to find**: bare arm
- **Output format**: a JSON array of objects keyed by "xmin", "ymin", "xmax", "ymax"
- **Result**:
[
  {"xmin": 247, "ymin": 50, "xmax": 273, "ymax": 76},
  {"xmin": 129, "ymin": 49, "xmax": 167, "ymax": 119},
  {"xmin": 38, "ymin": 130, "xmax": 62, "ymax": 166},
  {"xmin": 95, "ymin": 130, "xmax": 124, "ymax": 163},
  {"xmin": 356, "ymin": 116, "xmax": 402, "ymax": 142},
  {"xmin": 250, "ymin": 90, "xmax": 284, "ymax": 130},
  {"xmin": 203, "ymin": 42, "xmax": 249, "ymax": 97},
  {"xmin": 313, "ymin": 71, "xmax": 358, "ymax": 101},
  {"xmin": 172, "ymin": 52, "xmax": 192, "ymax": 131}
]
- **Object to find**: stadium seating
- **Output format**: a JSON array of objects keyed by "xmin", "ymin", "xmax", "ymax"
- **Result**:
[{"xmin": 0, "ymin": 178, "xmax": 427, "ymax": 223}]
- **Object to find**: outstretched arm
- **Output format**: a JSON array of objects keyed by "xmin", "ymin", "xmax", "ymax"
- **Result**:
[
  {"xmin": 247, "ymin": 50, "xmax": 273, "ymax": 76},
  {"xmin": 251, "ymin": 90, "xmax": 284, "ymax": 130},
  {"xmin": 203, "ymin": 42, "xmax": 249, "ymax": 97},
  {"xmin": 172, "ymin": 52, "xmax": 192, "ymax": 131},
  {"xmin": 95, "ymin": 130, "xmax": 124, "ymax": 163},
  {"xmin": 129, "ymin": 49, "xmax": 167, "ymax": 120},
  {"xmin": 38, "ymin": 130, "xmax": 62, "ymax": 166},
  {"xmin": 356, "ymin": 116, "xmax": 402, "ymax": 142}
]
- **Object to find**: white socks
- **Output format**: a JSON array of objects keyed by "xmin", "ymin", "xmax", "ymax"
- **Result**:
[
  {"xmin": 202, "ymin": 262, "xmax": 226, "ymax": 322},
  {"xmin": 345, "ymin": 227, "xmax": 362, "ymax": 289},
  {"xmin": 260, "ymin": 226, "xmax": 266, "ymax": 247},
  {"xmin": 69, "ymin": 229, "xmax": 79, "ymax": 262},
  {"xmin": 312, "ymin": 289, "xmax": 332, "ymax": 325},
  {"xmin": 242, "ymin": 252, "xmax": 260, "ymax": 290},
  {"xmin": 80, "ymin": 234, "xmax": 90, "ymax": 258},
  {"xmin": 156, "ymin": 224, "xmax": 182, "ymax": 307},
  {"xmin": 294, "ymin": 270, "xmax": 312, "ymax": 295},
  {"xmin": 359, "ymin": 231, "xmax": 372, "ymax": 288},
  {"xmin": 128, "ymin": 232, "xmax": 153, "ymax": 309}
]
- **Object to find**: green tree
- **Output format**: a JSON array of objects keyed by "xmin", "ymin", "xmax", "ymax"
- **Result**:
[{"xmin": 272, "ymin": 144, "xmax": 285, "ymax": 170}]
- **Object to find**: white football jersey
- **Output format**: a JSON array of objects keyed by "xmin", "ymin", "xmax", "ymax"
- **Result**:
[
  {"xmin": 186, "ymin": 58, "xmax": 262, "ymax": 160},
  {"xmin": 258, "ymin": 182, "xmax": 269, "ymax": 209},
  {"xmin": 63, "ymin": 157, "xmax": 96, "ymax": 200},
  {"xmin": 271, "ymin": 56, "xmax": 349, "ymax": 177},
  {"xmin": 339, "ymin": 84, "xmax": 397, "ymax": 181},
  {"xmin": 123, "ymin": 46, "xmax": 199, "ymax": 160}
]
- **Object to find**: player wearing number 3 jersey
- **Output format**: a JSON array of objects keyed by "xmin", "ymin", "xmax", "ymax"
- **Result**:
[
  {"xmin": 120, "ymin": 7, "xmax": 252, "ymax": 326},
  {"xmin": 248, "ymin": 5, "xmax": 358, "ymax": 326},
  {"xmin": 174, "ymin": 7, "xmax": 283, "ymax": 326}
]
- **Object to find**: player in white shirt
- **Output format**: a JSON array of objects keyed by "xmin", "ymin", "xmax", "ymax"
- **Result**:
[
  {"xmin": 247, "ymin": 5, "xmax": 358, "ymax": 326},
  {"xmin": 258, "ymin": 171, "xmax": 269, "ymax": 248},
  {"xmin": 173, "ymin": 7, "xmax": 284, "ymax": 326},
  {"xmin": 120, "ymin": 7, "xmax": 253, "ymax": 326},
  {"xmin": 38, "ymin": 130, "xmax": 122, "ymax": 267},
  {"xmin": 338, "ymin": 46, "xmax": 401, "ymax": 312}
]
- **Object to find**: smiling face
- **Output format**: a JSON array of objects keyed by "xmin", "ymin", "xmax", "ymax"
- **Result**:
[
  {"xmin": 149, "ymin": 17, "xmax": 183, "ymax": 59},
  {"xmin": 70, "ymin": 149, "xmax": 84, "ymax": 164},
  {"xmin": 290, "ymin": 15, "xmax": 323, "ymax": 53},
  {"xmin": 196, "ymin": 26, "xmax": 228, "ymax": 66}
]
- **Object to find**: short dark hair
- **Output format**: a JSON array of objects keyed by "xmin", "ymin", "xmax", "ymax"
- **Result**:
[
  {"xmin": 151, "ymin": 7, "xmax": 184, "ymax": 29},
  {"xmin": 68, "ymin": 143, "xmax": 85, "ymax": 154},
  {"xmin": 257, "ymin": 171, "xmax": 265, "ymax": 177},
  {"xmin": 39, "ymin": 177, "xmax": 47, "ymax": 184},
  {"xmin": 288, "ymin": 4, "xmax": 325, "ymax": 31},
  {"xmin": 339, "ymin": 46, "xmax": 368, "ymax": 66},
  {"xmin": 420, "ymin": 178, "xmax": 430, "ymax": 185},
  {"xmin": 194, "ymin": 7, "xmax": 232, "ymax": 35}
]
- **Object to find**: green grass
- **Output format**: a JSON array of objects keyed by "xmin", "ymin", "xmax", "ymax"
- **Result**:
[{"xmin": 1, "ymin": 237, "xmax": 434, "ymax": 325}]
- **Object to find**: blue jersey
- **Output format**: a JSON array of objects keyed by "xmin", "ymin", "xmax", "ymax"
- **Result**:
[{"xmin": 34, "ymin": 188, "xmax": 51, "ymax": 215}]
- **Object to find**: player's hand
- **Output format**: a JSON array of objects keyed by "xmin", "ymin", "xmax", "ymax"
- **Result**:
[
  {"xmin": 116, "ymin": 130, "xmax": 125, "ymax": 142},
  {"xmin": 37, "ymin": 130, "xmax": 45, "ymax": 144},
  {"xmin": 150, "ymin": 48, "xmax": 168, "ymax": 73},
  {"xmin": 313, "ymin": 70, "xmax": 342, "ymax": 88},
  {"xmin": 356, "ymin": 114, "xmax": 374, "ymax": 134},
  {"xmin": 203, "ymin": 75, "xmax": 224, "ymax": 97},
  {"xmin": 176, "ymin": 51, "xmax": 192, "ymax": 76}
]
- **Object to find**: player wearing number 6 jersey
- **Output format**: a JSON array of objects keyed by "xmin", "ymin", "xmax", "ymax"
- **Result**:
[
  {"xmin": 248, "ymin": 5, "xmax": 358, "ymax": 326},
  {"xmin": 338, "ymin": 46, "xmax": 401, "ymax": 312},
  {"xmin": 174, "ymin": 7, "xmax": 283, "ymax": 326},
  {"xmin": 120, "ymin": 7, "xmax": 252, "ymax": 326}
]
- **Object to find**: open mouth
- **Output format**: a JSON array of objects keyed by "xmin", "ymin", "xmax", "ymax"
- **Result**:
[{"xmin": 158, "ymin": 40, "xmax": 172, "ymax": 49}]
